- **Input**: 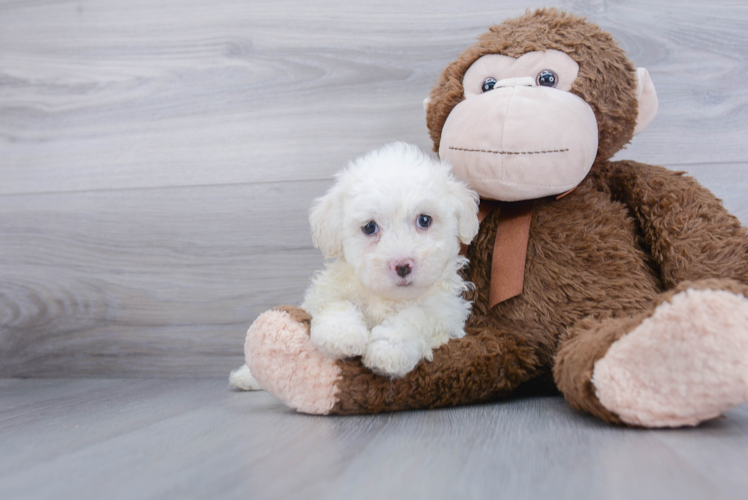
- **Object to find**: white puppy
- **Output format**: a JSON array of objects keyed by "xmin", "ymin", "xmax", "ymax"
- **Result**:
[
  {"xmin": 229, "ymin": 142, "xmax": 479, "ymax": 388},
  {"xmin": 306, "ymin": 142, "xmax": 479, "ymax": 377}
]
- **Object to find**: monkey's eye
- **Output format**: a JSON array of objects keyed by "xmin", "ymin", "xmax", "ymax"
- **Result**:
[
  {"xmin": 536, "ymin": 70, "xmax": 558, "ymax": 88},
  {"xmin": 481, "ymin": 77, "xmax": 497, "ymax": 93},
  {"xmin": 416, "ymin": 214, "xmax": 432, "ymax": 229},
  {"xmin": 362, "ymin": 220, "xmax": 378, "ymax": 236}
]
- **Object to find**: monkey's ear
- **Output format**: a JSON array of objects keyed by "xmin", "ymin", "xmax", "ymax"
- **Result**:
[
  {"xmin": 633, "ymin": 68, "xmax": 658, "ymax": 136},
  {"xmin": 309, "ymin": 185, "xmax": 344, "ymax": 259},
  {"xmin": 448, "ymin": 177, "xmax": 480, "ymax": 245},
  {"xmin": 423, "ymin": 96, "xmax": 431, "ymax": 112}
]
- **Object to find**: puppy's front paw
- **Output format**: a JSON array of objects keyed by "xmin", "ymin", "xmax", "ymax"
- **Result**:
[
  {"xmin": 363, "ymin": 325, "xmax": 425, "ymax": 378},
  {"xmin": 310, "ymin": 311, "xmax": 369, "ymax": 360}
]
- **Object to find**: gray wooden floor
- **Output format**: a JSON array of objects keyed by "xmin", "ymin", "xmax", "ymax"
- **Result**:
[
  {"xmin": 2, "ymin": 378, "xmax": 747, "ymax": 500},
  {"xmin": 3, "ymin": 1, "xmax": 748, "ymax": 498}
]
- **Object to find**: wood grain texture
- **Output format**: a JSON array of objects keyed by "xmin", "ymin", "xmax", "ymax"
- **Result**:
[
  {"xmin": 0, "ymin": 180, "xmax": 328, "ymax": 376},
  {"xmin": 1, "ymin": 0, "xmax": 747, "ymax": 195},
  {"xmin": 1, "ymin": 378, "xmax": 747, "ymax": 500},
  {"xmin": 1, "ymin": 0, "xmax": 748, "ymax": 376}
]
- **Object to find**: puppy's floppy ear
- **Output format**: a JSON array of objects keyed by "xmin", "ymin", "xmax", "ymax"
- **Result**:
[
  {"xmin": 309, "ymin": 183, "xmax": 344, "ymax": 259},
  {"xmin": 447, "ymin": 177, "xmax": 480, "ymax": 244}
]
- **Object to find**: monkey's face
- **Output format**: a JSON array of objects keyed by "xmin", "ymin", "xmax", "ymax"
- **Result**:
[{"xmin": 438, "ymin": 50, "xmax": 599, "ymax": 201}]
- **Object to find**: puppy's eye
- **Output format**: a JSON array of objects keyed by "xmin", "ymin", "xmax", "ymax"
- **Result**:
[
  {"xmin": 362, "ymin": 220, "xmax": 378, "ymax": 236},
  {"xmin": 416, "ymin": 214, "xmax": 432, "ymax": 229}
]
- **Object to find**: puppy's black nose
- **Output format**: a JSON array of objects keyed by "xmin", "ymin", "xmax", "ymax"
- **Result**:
[{"xmin": 396, "ymin": 264, "xmax": 412, "ymax": 278}]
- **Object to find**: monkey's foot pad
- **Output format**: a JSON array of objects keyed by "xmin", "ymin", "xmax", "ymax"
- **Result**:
[{"xmin": 593, "ymin": 288, "xmax": 748, "ymax": 427}]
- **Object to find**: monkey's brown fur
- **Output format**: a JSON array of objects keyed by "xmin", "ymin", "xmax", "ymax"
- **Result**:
[{"xmin": 252, "ymin": 9, "xmax": 748, "ymax": 424}]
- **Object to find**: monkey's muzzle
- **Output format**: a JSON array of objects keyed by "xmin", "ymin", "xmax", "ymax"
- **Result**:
[{"xmin": 439, "ymin": 85, "xmax": 598, "ymax": 202}]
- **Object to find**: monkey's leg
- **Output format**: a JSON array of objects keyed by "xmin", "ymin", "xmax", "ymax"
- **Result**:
[
  {"xmin": 554, "ymin": 279, "xmax": 748, "ymax": 427},
  {"xmin": 245, "ymin": 306, "xmax": 542, "ymax": 415}
]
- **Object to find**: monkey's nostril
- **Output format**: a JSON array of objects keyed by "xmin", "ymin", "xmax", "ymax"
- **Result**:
[{"xmin": 396, "ymin": 265, "xmax": 412, "ymax": 278}]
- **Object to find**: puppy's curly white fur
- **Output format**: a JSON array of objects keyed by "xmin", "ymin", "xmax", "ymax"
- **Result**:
[
  {"xmin": 304, "ymin": 142, "xmax": 479, "ymax": 377},
  {"xmin": 230, "ymin": 142, "xmax": 479, "ymax": 389}
]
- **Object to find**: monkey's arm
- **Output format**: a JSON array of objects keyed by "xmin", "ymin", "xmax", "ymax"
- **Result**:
[
  {"xmin": 602, "ymin": 159, "xmax": 748, "ymax": 287},
  {"xmin": 243, "ymin": 204, "xmax": 547, "ymax": 415},
  {"xmin": 245, "ymin": 303, "xmax": 544, "ymax": 414}
]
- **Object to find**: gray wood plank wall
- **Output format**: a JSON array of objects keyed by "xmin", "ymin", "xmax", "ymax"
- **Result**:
[{"xmin": 2, "ymin": 0, "xmax": 748, "ymax": 377}]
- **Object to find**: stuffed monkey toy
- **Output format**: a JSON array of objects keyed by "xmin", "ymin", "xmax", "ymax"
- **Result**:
[{"xmin": 242, "ymin": 8, "xmax": 748, "ymax": 427}]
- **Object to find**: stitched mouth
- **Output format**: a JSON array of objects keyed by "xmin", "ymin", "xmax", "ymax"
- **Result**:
[{"xmin": 449, "ymin": 146, "xmax": 569, "ymax": 155}]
